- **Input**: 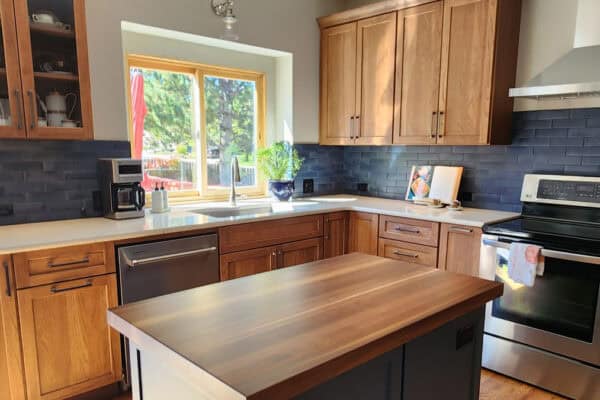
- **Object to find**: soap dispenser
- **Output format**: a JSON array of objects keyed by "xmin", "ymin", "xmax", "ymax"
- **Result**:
[
  {"xmin": 151, "ymin": 183, "xmax": 164, "ymax": 213},
  {"xmin": 160, "ymin": 183, "xmax": 169, "ymax": 210}
]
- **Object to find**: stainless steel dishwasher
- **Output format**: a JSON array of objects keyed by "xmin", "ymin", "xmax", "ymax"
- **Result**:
[{"xmin": 116, "ymin": 233, "xmax": 219, "ymax": 386}]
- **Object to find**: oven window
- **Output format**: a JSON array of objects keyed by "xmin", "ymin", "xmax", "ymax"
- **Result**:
[{"xmin": 492, "ymin": 248, "xmax": 599, "ymax": 342}]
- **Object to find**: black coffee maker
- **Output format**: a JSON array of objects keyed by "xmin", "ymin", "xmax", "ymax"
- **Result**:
[{"xmin": 98, "ymin": 159, "xmax": 145, "ymax": 219}]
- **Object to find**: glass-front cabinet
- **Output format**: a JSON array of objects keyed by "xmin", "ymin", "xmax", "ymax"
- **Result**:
[
  {"xmin": 0, "ymin": 0, "xmax": 93, "ymax": 140},
  {"xmin": 0, "ymin": 0, "xmax": 25, "ymax": 138}
]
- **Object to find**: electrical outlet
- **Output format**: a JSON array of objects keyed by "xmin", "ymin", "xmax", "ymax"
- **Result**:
[
  {"xmin": 357, "ymin": 183, "xmax": 368, "ymax": 192},
  {"xmin": 303, "ymin": 179, "xmax": 314, "ymax": 194},
  {"xmin": 0, "ymin": 204, "xmax": 14, "ymax": 217}
]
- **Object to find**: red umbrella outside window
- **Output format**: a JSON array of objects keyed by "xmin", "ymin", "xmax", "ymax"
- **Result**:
[{"xmin": 130, "ymin": 69, "xmax": 147, "ymax": 160}]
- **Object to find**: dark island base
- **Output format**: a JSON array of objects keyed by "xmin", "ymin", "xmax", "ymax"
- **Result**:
[
  {"xmin": 296, "ymin": 307, "xmax": 484, "ymax": 400},
  {"xmin": 131, "ymin": 307, "xmax": 485, "ymax": 400}
]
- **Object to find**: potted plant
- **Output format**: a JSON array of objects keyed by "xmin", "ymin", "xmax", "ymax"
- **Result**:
[{"xmin": 257, "ymin": 141, "xmax": 304, "ymax": 201}]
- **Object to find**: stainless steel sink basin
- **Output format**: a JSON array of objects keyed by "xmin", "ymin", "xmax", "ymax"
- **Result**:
[{"xmin": 191, "ymin": 205, "xmax": 274, "ymax": 218}]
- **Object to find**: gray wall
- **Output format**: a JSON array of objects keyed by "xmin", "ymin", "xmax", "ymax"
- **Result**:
[{"xmin": 85, "ymin": 0, "xmax": 344, "ymax": 142}]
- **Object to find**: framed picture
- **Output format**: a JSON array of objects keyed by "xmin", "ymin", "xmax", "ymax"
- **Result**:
[{"xmin": 406, "ymin": 165, "xmax": 433, "ymax": 201}]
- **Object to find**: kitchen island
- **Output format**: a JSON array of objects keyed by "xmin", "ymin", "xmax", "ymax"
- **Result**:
[{"xmin": 108, "ymin": 253, "xmax": 503, "ymax": 400}]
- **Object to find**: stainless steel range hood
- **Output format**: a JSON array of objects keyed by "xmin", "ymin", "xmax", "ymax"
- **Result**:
[{"xmin": 510, "ymin": 0, "xmax": 600, "ymax": 99}]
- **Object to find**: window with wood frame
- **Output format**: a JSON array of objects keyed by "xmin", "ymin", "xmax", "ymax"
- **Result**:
[{"xmin": 127, "ymin": 55, "xmax": 266, "ymax": 201}]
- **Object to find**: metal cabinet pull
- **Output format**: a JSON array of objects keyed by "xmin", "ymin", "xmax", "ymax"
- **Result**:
[
  {"xmin": 3, "ymin": 261, "xmax": 11, "ymax": 297},
  {"xmin": 431, "ymin": 111, "xmax": 438, "ymax": 138},
  {"xmin": 14, "ymin": 90, "xmax": 23, "ymax": 130},
  {"xmin": 482, "ymin": 238, "xmax": 600, "ymax": 265},
  {"xmin": 449, "ymin": 227, "xmax": 473, "ymax": 234},
  {"xmin": 27, "ymin": 91, "xmax": 35, "ymax": 129},
  {"xmin": 51, "ymin": 279, "xmax": 93, "ymax": 293},
  {"xmin": 48, "ymin": 257, "xmax": 90, "ymax": 268},
  {"xmin": 125, "ymin": 247, "xmax": 217, "ymax": 268},
  {"xmin": 355, "ymin": 115, "xmax": 360, "ymax": 139},
  {"xmin": 437, "ymin": 111, "xmax": 445, "ymax": 138},
  {"xmin": 394, "ymin": 226, "xmax": 420, "ymax": 234},
  {"xmin": 392, "ymin": 250, "xmax": 419, "ymax": 259},
  {"xmin": 350, "ymin": 116, "xmax": 355, "ymax": 139}
]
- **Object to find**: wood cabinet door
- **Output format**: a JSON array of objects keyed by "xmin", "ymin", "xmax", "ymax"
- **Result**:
[
  {"xmin": 348, "ymin": 212, "xmax": 379, "ymax": 256},
  {"xmin": 438, "ymin": 224, "xmax": 482, "ymax": 276},
  {"xmin": 437, "ymin": 0, "xmax": 497, "ymax": 145},
  {"xmin": 324, "ymin": 212, "xmax": 349, "ymax": 259},
  {"xmin": 0, "ymin": 0, "xmax": 25, "ymax": 138},
  {"xmin": 394, "ymin": 2, "xmax": 443, "ymax": 145},
  {"xmin": 0, "ymin": 256, "xmax": 26, "ymax": 400},
  {"xmin": 320, "ymin": 22, "xmax": 357, "ymax": 145},
  {"xmin": 278, "ymin": 238, "xmax": 323, "ymax": 269},
  {"xmin": 17, "ymin": 274, "xmax": 121, "ymax": 400},
  {"xmin": 220, "ymin": 247, "xmax": 277, "ymax": 281},
  {"xmin": 355, "ymin": 13, "xmax": 396, "ymax": 145},
  {"xmin": 13, "ymin": 0, "xmax": 94, "ymax": 140}
]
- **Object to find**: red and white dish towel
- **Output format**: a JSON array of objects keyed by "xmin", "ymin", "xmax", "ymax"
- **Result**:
[{"xmin": 508, "ymin": 243, "xmax": 545, "ymax": 287}]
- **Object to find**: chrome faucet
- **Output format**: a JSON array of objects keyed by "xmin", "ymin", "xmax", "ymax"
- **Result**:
[{"xmin": 229, "ymin": 156, "xmax": 241, "ymax": 207}]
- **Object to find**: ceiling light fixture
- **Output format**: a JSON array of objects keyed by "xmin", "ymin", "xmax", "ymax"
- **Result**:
[{"xmin": 211, "ymin": 0, "xmax": 239, "ymax": 41}]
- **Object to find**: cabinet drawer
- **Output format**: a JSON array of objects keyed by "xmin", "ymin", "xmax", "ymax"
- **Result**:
[
  {"xmin": 378, "ymin": 238, "xmax": 438, "ymax": 268},
  {"xmin": 13, "ymin": 242, "xmax": 116, "ymax": 289},
  {"xmin": 379, "ymin": 215, "xmax": 439, "ymax": 246},
  {"xmin": 219, "ymin": 215, "xmax": 324, "ymax": 253}
]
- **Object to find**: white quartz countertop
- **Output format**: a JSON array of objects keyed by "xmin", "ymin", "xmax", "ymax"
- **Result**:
[{"xmin": 0, "ymin": 195, "xmax": 518, "ymax": 255}]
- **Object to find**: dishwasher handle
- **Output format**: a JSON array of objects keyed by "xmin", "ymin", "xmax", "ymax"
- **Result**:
[{"xmin": 124, "ymin": 246, "xmax": 218, "ymax": 268}]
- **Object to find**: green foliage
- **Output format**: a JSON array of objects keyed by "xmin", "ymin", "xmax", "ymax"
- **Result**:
[
  {"xmin": 204, "ymin": 76, "xmax": 255, "ymax": 161},
  {"xmin": 257, "ymin": 141, "xmax": 304, "ymax": 181},
  {"xmin": 141, "ymin": 69, "xmax": 193, "ymax": 154}
]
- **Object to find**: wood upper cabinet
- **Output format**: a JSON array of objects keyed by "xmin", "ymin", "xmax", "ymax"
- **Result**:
[
  {"xmin": 438, "ymin": 223, "xmax": 482, "ymax": 276},
  {"xmin": 437, "ymin": 0, "xmax": 520, "ymax": 145},
  {"xmin": 17, "ymin": 274, "xmax": 121, "ymax": 400},
  {"xmin": 324, "ymin": 212, "xmax": 349, "ymax": 259},
  {"xmin": 320, "ymin": 13, "xmax": 396, "ymax": 145},
  {"xmin": 394, "ymin": 1, "xmax": 443, "ymax": 145},
  {"xmin": 277, "ymin": 238, "xmax": 323, "ymax": 269},
  {"xmin": 0, "ymin": 256, "xmax": 26, "ymax": 400},
  {"xmin": 355, "ymin": 13, "xmax": 396, "ymax": 145},
  {"xmin": 320, "ymin": 22, "xmax": 357, "ymax": 145},
  {"xmin": 319, "ymin": 0, "xmax": 521, "ymax": 146},
  {"xmin": 0, "ymin": 0, "xmax": 94, "ymax": 140},
  {"xmin": 348, "ymin": 212, "xmax": 379, "ymax": 256},
  {"xmin": 220, "ymin": 246, "xmax": 277, "ymax": 281}
]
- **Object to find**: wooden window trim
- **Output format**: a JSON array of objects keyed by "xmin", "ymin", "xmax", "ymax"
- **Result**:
[{"xmin": 126, "ymin": 54, "xmax": 267, "ymax": 202}]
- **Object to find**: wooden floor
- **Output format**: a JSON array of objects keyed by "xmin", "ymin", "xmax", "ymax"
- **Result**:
[
  {"xmin": 480, "ymin": 369, "xmax": 566, "ymax": 399},
  {"xmin": 108, "ymin": 370, "xmax": 566, "ymax": 399}
]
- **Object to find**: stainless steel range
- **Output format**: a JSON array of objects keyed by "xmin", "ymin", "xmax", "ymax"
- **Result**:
[{"xmin": 480, "ymin": 174, "xmax": 600, "ymax": 400}]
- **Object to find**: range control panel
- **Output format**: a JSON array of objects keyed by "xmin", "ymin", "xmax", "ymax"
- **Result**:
[{"xmin": 537, "ymin": 179, "xmax": 600, "ymax": 203}]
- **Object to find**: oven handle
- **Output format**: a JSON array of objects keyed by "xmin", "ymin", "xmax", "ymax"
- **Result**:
[
  {"xmin": 123, "ymin": 247, "xmax": 218, "ymax": 268},
  {"xmin": 482, "ymin": 238, "xmax": 600, "ymax": 265}
]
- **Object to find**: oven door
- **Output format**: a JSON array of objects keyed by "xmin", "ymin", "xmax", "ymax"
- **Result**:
[{"xmin": 480, "ymin": 234, "xmax": 600, "ymax": 366}]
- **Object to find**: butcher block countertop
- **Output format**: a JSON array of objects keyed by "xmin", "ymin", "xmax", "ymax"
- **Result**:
[{"xmin": 108, "ymin": 253, "xmax": 503, "ymax": 400}]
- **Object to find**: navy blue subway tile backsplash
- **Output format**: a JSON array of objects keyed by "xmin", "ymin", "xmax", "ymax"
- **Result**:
[
  {"xmin": 0, "ymin": 140, "xmax": 130, "ymax": 225},
  {"xmin": 295, "ymin": 109, "xmax": 600, "ymax": 212}
]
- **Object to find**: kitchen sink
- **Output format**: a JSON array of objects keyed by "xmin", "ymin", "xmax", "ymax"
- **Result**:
[
  {"xmin": 192, "ymin": 205, "xmax": 274, "ymax": 218},
  {"xmin": 189, "ymin": 201, "xmax": 320, "ymax": 218}
]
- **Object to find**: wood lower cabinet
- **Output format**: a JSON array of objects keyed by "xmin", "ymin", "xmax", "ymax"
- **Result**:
[
  {"xmin": 17, "ymin": 274, "xmax": 121, "ymax": 400},
  {"xmin": 438, "ymin": 224, "xmax": 483, "ymax": 276},
  {"xmin": 348, "ymin": 212, "xmax": 379, "ymax": 256},
  {"xmin": 220, "ymin": 246, "xmax": 277, "ymax": 281},
  {"xmin": 0, "ymin": 256, "xmax": 26, "ymax": 400},
  {"xmin": 378, "ymin": 238, "xmax": 438, "ymax": 269},
  {"xmin": 278, "ymin": 238, "xmax": 323, "ymax": 269},
  {"xmin": 324, "ymin": 212, "xmax": 349, "ymax": 259}
]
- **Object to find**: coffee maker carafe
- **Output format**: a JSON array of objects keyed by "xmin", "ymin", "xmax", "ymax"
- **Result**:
[{"xmin": 99, "ymin": 159, "xmax": 145, "ymax": 219}]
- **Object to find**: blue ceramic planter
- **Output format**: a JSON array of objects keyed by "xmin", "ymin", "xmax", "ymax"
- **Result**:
[{"xmin": 268, "ymin": 180, "xmax": 295, "ymax": 201}]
